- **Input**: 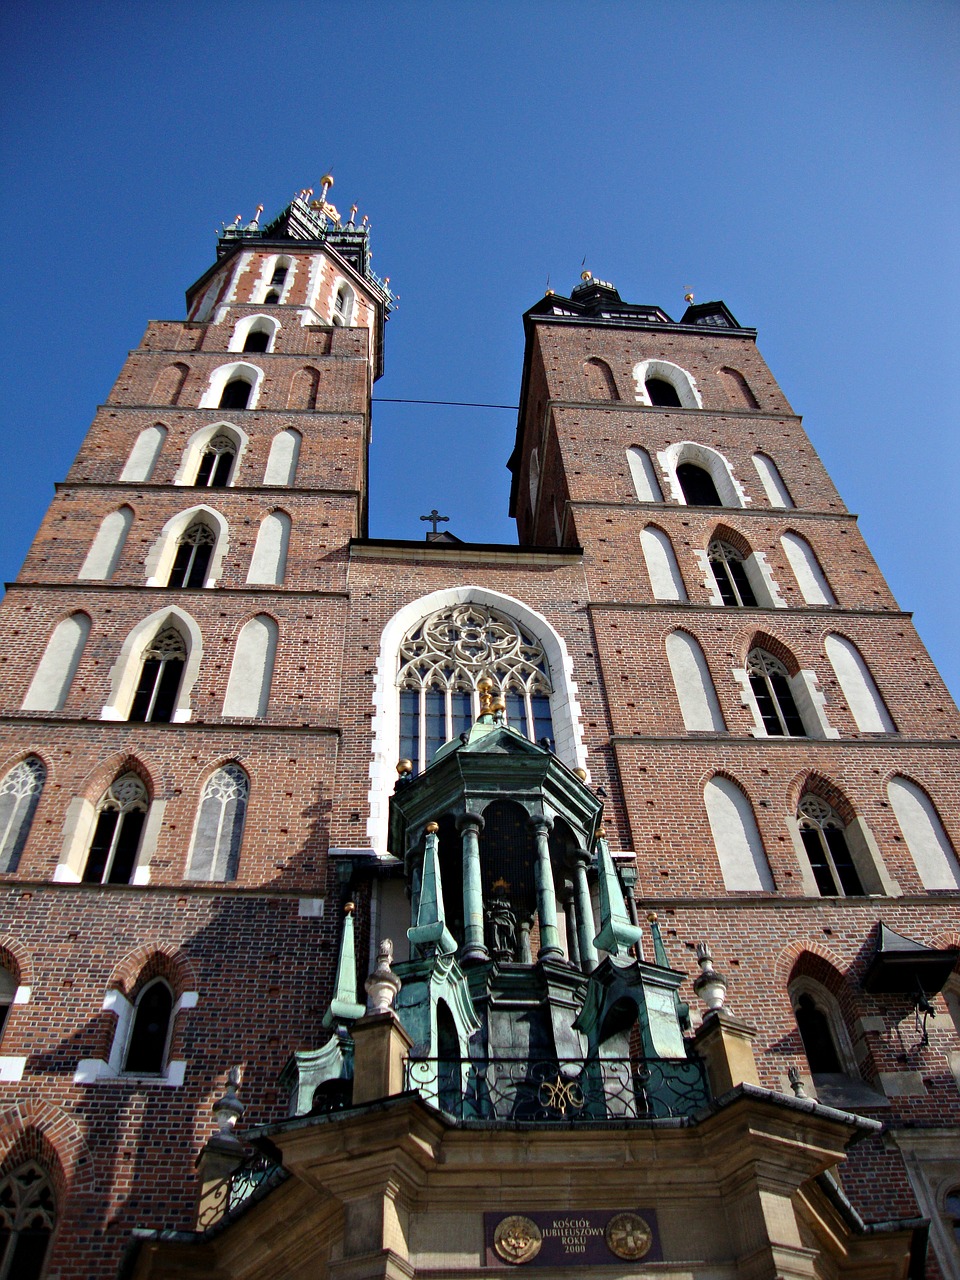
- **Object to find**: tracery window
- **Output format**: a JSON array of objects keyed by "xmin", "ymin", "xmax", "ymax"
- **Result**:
[
  {"xmin": 129, "ymin": 627, "xmax": 186, "ymax": 723},
  {"xmin": 0, "ymin": 757, "xmax": 46, "ymax": 873},
  {"xmin": 194, "ymin": 433, "xmax": 237, "ymax": 488},
  {"xmin": 797, "ymin": 795, "xmax": 864, "ymax": 896},
  {"xmin": 82, "ymin": 773, "xmax": 148, "ymax": 884},
  {"xmin": 166, "ymin": 522, "xmax": 216, "ymax": 589},
  {"xmin": 186, "ymin": 764, "xmax": 249, "ymax": 881},
  {"xmin": 746, "ymin": 649, "xmax": 805, "ymax": 736},
  {"xmin": 123, "ymin": 979, "xmax": 173, "ymax": 1074},
  {"xmin": 398, "ymin": 603, "xmax": 554, "ymax": 773},
  {"xmin": 708, "ymin": 540, "xmax": 757, "ymax": 607},
  {"xmin": 0, "ymin": 1162, "xmax": 56, "ymax": 1280}
]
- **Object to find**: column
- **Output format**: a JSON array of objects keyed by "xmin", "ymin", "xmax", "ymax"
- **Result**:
[
  {"xmin": 531, "ymin": 817, "xmax": 563, "ymax": 960},
  {"xmin": 563, "ymin": 895, "xmax": 581, "ymax": 968},
  {"xmin": 572, "ymin": 854, "xmax": 599, "ymax": 973},
  {"xmin": 458, "ymin": 813, "xmax": 488, "ymax": 963}
]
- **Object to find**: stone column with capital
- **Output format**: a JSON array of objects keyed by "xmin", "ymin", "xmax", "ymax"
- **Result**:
[
  {"xmin": 531, "ymin": 817, "xmax": 563, "ymax": 960},
  {"xmin": 572, "ymin": 852, "xmax": 599, "ymax": 973},
  {"xmin": 458, "ymin": 813, "xmax": 488, "ymax": 963}
]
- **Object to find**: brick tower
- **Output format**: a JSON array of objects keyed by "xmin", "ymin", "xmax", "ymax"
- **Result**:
[{"xmin": 0, "ymin": 201, "xmax": 958, "ymax": 1280}]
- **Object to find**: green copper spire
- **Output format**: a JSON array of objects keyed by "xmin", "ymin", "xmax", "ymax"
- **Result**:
[
  {"xmin": 408, "ymin": 823, "xmax": 457, "ymax": 957},
  {"xmin": 593, "ymin": 829, "xmax": 643, "ymax": 958},
  {"xmin": 323, "ymin": 902, "xmax": 366, "ymax": 1027}
]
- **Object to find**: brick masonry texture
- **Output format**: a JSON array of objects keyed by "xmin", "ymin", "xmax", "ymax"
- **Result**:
[{"xmin": 0, "ymin": 242, "xmax": 957, "ymax": 1279}]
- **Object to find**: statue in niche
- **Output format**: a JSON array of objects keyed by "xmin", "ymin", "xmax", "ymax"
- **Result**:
[{"xmin": 485, "ymin": 897, "xmax": 518, "ymax": 961}]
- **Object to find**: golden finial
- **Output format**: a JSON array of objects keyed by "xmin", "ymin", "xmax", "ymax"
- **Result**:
[
  {"xmin": 477, "ymin": 676, "xmax": 494, "ymax": 717},
  {"xmin": 572, "ymin": 767, "xmax": 587, "ymax": 781},
  {"xmin": 545, "ymin": 289, "xmax": 555, "ymax": 296},
  {"xmin": 396, "ymin": 758, "xmax": 413, "ymax": 776},
  {"xmin": 581, "ymin": 269, "xmax": 592, "ymax": 282},
  {"xmin": 647, "ymin": 911, "xmax": 658, "ymax": 923},
  {"xmin": 425, "ymin": 821, "xmax": 439, "ymax": 834},
  {"xmin": 684, "ymin": 287, "xmax": 695, "ymax": 304},
  {"xmin": 596, "ymin": 823, "xmax": 606, "ymax": 838},
  {"xmin": 320, "ymin": 173, "xmax": 334, "ymax": 190},
  {"xmin": 344, "ymin": 901, "xmax": 355, "ymax": 915},
  {"xmin": 490, "ymin": 693, "xmax": 506, "ymax": 716}
]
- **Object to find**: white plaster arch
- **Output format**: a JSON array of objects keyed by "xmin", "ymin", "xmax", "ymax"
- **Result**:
[
  {"xmin": 22, "ymin": 613, "xmax": 91, "ymax": 712},
  {"xmin": 368, "ymin": 587, "xmax": 587, "ymax": 853},
  {"xmin": 228, "ymin": 314, "xmax": 280, "ymax": 354},
  {"xmin": 657, "ymin": 440, "xmax": 750, "ymax": 508},
  {"xmin": 332, "ymin": 278, "xmax": 356, "ymax": 326},
  {"xmin": 100, "ymin": 606, "xmax": 203, "ymax": 723},
  {"xmin": 627, "ymin": 446, "xmax": 663, "ymax": 501},
  {"xmin": 666, "ymin": 630, "xmax": 725, "ymax": 731},
  {"xmin": 172, "ymin": 421, "xmax": 249, "ymax": 487},
  {"xmin": 120, "ymin": 424, "xmax": 166, "ymax": 482},
  {"xmin": 781, "ymin": 532, "xmax": 836, "ymax": 605},
  {"xmin": 143, "ymin": 504, "xmax": 229, "ymax": 588},
  {"xmin": 703, "ymin": 774, "xmax": 774, "ymax": 892},
  {"xmin": 263, "ymin": 428, "xmax": 302, "ymax": 486},
  {"xmin": 197, "ymin": 362, "xmax": 264, "ymax": 411},
  {"xmin": 79, "ymin": 507, "xmax": 133, "ymax": 581},
  {"xmin": 640, "ymin": 526, "xmax": 688, "ymax": 601},
  {"xmin": 887, "ymin": 776, "xmax": 960, "ymax": 890},
  {"xmin": 633, "ymin": 359, "xmax": 702, "ymax": 409},
  {"xmin": 223, "ymin": 616, "xmax": 278, "ymax": 718},
  {"xmin": 246, "ymin": 511, "xmax": 291, "ymax": 585},
  {"xmin": 824, "ymin": 633, "xmax": 895, "ymax": 733},
  {"xmin": 753, "ymin": 453, "xmax": 794, "ymax": 508}
]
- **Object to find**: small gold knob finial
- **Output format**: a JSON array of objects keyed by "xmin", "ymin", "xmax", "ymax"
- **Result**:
[
  {"xmin": 397, "ymin": 758, "xmax": 413, "ymax": 775},
  {"xmin": 425, "ymin": 821, "xmax": 439, "ymax": 834},
  {"xmin": 581, "ymin": 269, "xmax": 592, "ymax": 282},
  {"xmin": 344, "ymin": 901, "xmax": 355, "ymax": 915},
  {"xmin": 596, "ymin": 824, "xmax": 606, "ymax": 838},
  {"xmin": 572, "ymin": 767, "xmax": 587, "ymax": 781},
  {"xmin": 647, "ymin": 911, "xmax": 658, "ymax": 923},
  {"xmin": 477, "ymin": 676, "xmax": 494, "ymax": 717}
]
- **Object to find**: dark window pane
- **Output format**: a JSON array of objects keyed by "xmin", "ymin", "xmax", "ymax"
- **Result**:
[
  {"xmin": 6, "ymin": 1229, "xmax": 52, "ymax": 1280},
  {"xmin": 451, "ymin": 692, "xmax": 472, "ymax": 740},
  {"xmin": 801, "ymin": 827, "xmax": 839, "ymax": 895},
  {"xmin": 194, "ymin": 450, "xmax": 215, "ymax": 487},
  {"xmin": 728, "ymin": 558, "xmax": 757, "ymax": 606},
  {"xmin": 825, "ymin": 827, "xmax": 863, "ymax": 896},
  {"xmin": 749, "ymin": 673, "xmax": 784, "ymax": 736},
  {"xmin": 714, "ymin": 561, "xmax": 739, "ymax": 606},
  {"xmin": 211, "ymin": 450, "xmax": 233, "ymax": 487},
  {"xmin": 424, "ymin": 690, "xmax": 445, "ymax": 764},
  {"xmin": 795, "ymin": 993, "xmax": 842, "ymax": 1073},
  {"xmin": 504, "ymin": 692, "xmax": 525, "ymax": 734},
  {"xmin": 167, "ymin": 541, "xmax": 193, "ymax": 588},
  {"xmin": 769, "ymin": 672, "xmax": 805, "ymax": 736},
  {"xmin": 264, "ymin": 291, "xmax": 280, "ymax": 304},
  {"xmin": 645, "ymin": 377, "xmax": 682, "ymax": 407},
  {"xmin": 399, "ymin": 690, "xmax": 420, "ymax": 774},
  {"xmin": 677, "ymin": 463, "xmax": 721, "ymax": 505},
  {"xmin": 242, "ymin": 329, "xmax": 270, "ymax": 353},
  {"xmin": 83, "ymin": 809, "xmax": 118, "ymax": 883},
  {"xmin": 270, "ymin": 266, "xmax": 288, "ymax": 287},
  {"xmin": 125, "ymin": 983, "xmax": 172, "ymax": 1074},
  {"xmin": 150, "ymin": 657, "xmax": 185, "ymax": 723},
  {"xmin": 531, "ymin": 695, "xmax": 553, "ymax": 745},
  {"xmin": 108, "ymin": 809, "xmax": 145, "ymax": 884},
  {"xmin": 219, "ymin": 379, "xmax": 251, "ymax": 410},
  {"xmin": 184, "ymin": 541, "xmax": 211, "ymax": 589}
]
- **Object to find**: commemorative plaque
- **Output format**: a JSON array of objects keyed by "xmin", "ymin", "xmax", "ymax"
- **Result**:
[{"xmin": 484, "ymin": 1209, "xmax": 661, "ymax": 1266}]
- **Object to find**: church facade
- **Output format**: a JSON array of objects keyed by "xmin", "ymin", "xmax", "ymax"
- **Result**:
[{"xmin": 0, "ymin": 187, "xmax": 957, "ymax": 1279}]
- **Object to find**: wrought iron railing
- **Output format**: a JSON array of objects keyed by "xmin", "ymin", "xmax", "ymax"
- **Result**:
[
  {"xmin": 197, "ymin": 1150, "xmax": 285, "ymax": 1230},
  {"xmin": 404, "ymin": 1055, "xmax": 709, "ymax": 1124}
]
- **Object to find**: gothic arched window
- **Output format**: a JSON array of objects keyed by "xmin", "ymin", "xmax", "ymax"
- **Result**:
[
  {"xmin": 333, "ymin": 282, "xmax": 354, "ymax": 326},
  {"xmin": 218, "ymin": 378, "xmax": 252, "ymax": 411},
  {"xmin": 186, "ymin": 764, "xmax": 249, "ymax": 881},
  {"xmin": 0, "ymin": 1161, "xmax": 56, "ymax": 1280},
  {"xmin": 677, "ymin": 462, "xmax": 722, "ymax": 506},
  {"xmin": 645, "ymin": 377, "xmax": 682, "ymax": 407},
  {"xmin": 746, "ymin": 649, "xmax": 805, "ymax": 736},
  {"xmin": 797, "ymin": 795, "xmax": 864, "ymax": 896},
  {"xmin": 82, "ymin": 773, "xmax": 148, "ymax": 884},
  {"xmin": 397, "ymin": 603, "xmax": 554, "ymax": 773},
  {"xmin": 264, "ymin": 290, "xmax": 280, "ymax": 305},
  {"xmin": 194, "ymin": 433, "xmax": 237, "ymax": 488},
  {"xmin": 0, "ymin": 757, "xmax": 46, "ymax": 873},
  {"xmin": 123, "ymin": 979, "xmax": 173, "ymax": 1074},
  {"xmin": 129, "ymin": 626, "xmax": 187, "ymax": 723},
  {"xmin": 793, "ymin": 991, "xmax": 844, "ymax": 1073},
  {"xmin": 708, "ymin": 540, "xmax": 757, "ymax": 607},
  {"xmin": 166, "ymin": 522, "xmax": 216, "ymax": 589},
  {"xmin": 242, "ymin": 327, "xmax": 270, "ymax": 353}
]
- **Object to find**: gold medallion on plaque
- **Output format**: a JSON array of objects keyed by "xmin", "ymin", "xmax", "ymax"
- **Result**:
[
  {"xmin": 493, "ymin": 1215, "xmax": 543, "ymax": 1265},
  {"xmin": 605, "ymin": 1212, "xmax": 653, "ymax": 1260}
]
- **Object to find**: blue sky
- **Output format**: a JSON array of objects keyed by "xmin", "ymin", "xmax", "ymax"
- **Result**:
[{"xmin": 1, "ymin": 2, "xmax": 958, "ymax": 699}]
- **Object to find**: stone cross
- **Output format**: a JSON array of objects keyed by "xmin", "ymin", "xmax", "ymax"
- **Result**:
[{"xmin": 420, "ymin": 509, "xmax": 449, "ymax": 534}]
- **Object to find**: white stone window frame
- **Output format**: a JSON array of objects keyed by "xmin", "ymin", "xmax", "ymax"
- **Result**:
[
  {"xmin": 368, "ymin": 587, "xmax": 588, "ymax": 854},
  {"xmin": 228, "ymin": 313, "xmax": 280, "ymax": 354},
  {"xmin": 785, "ymin": 792, "xmax": 900, "ymax": 898},
  {"xmin": 697, "ymin": 537, "xmax": 785, "ymax": 609},
  {"xmin": 0, "ymin": 976, "xmax": 32, "ymax": 1083},
  {"xmin": 73, "ymin": 982, "xmax": 198, "ymax": 1088},
  {"xmin": 249, "ymin": 253, "xmax": 296, "ymax": 307},
  {"xmin": 143, "ymin": 504, "xmax": 229, "ymax": 590},
  {"xmin": 55, "ymin": 767, "xmax": 166, "ymax": 885},
  {"xmin": 173, "ymin": 421, "xmax": 249, "ymax": 488},
  {"xmin": 633, "ymin": 359, "xmax": 702, "ymax": 409},
  {"xmin": 197, "ymin": 362, "xmax": 264, "ymax": 412},
  {"xmin": 331, "ymin": 277, "xmax": 356, "ymax": 326},
  {"xmin": 100, "ymin": 605, "xmax": 203, "ymax": 725},
  {"xmin": 734, "ymin": 648, "xmax": 838, "ymax": 741},
  {"xmin": 658, "ymin": 440, "xmax": 750, "ymax": 509}
]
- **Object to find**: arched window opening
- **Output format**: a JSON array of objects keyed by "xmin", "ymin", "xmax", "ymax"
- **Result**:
[
  {"xmin": 123, "ymin": 979, "xmax": 173, "ymax": 1074},
  {"xmin": 186, "ymin": 764, "xmax": 248, "ymax": 881},
  {"xmin": 247, "ymin": 511, "xmax": 290, "ymax": 585},
  {"xmin": 645, "ymin": 377, "xmax": 683, "ymax": 407},
  {"xmin": 264, "ymin": 428, "xmax": 301, "ymax": 485},
  {"xmin": 218, "ymin": 377, "xmax": 252, "ymax": 411},
  {"xmin": 746, "ymin": 649, "xmax": 805, "ymax": 736},
  {"xmin": 794, "ymin": 992, "xmax": 843, "ymax": 1073},
  {"xmin": 129, "ymin": 626, "xmax": 186, "ymax": 723},
  {"xmin": 718, "ymin": 366, "xmax": 759, "ymax": 409},
  {"xmin": 264, "ymin": 290, "xmax": 280, "ymax": 305},
  {"xmin": 166, "ymin": 522, "xmax": 215, "ymax": 589},
  {"xmin": 120, "ymin": 424, "xmax": 166, "ymax": 482},
  {"xmin": 333, "ymin": 282, "xmax": 354, "ymax": 326},
  {"xmin": 242, "ymin": 327, "xmax": 270, "ymax": 353},
  {"xmin": 797, "ymin": 795, "xmax": 863, "ymax": 896},
  {"xmin": 79, "ymin": 506, "xmax": 133, "ymax": 581},
  {"xmin": 944, "ymin": 1188, "xmax": 960, "ymax": 1253},
  {"xmin": 222, "ymin": 616, "xmax": 278, "ymax": 718},
  {"xmin": 194, "ymin": 433, "xmax": 237, "ymax": 488},
  {"xmin": 0, "ymin": 757, "xmax": 46, "ymax": 873},
  {"xmin": 824, "ymin": 633, "xmax": 894, "ymax": 733},
  {"xmin": 288, "ymin": 366, "xmax": 320, "ymax": 411},
  {"xmin": 677, "ymin": 462, "xmax": 722, "ymax": 506},
  {"xmin": 83, "ymin": 773, "xmax": 148, "ymax": 884},
  {"xmin": 152, "ymin": 363, "xmax": 188, "ymax": 406},
  {"xmin": 21, "ymin": 613, "xmax": 90, "ymax": 713},
  {"xmin": 397, "ymin": 603, "xmax": 554, "ymax": 774},
  {"xmin": 270, "ymin": 263, "xmax": 288, "ymax": 290},
  {"xmin": 436, "ymin": 1002, "xmax": 461, "ymax": 1113},
  {"xmin": 0, "ymin": 1161, "xmax": 56, "ymax": 1280},
  {"xmin": 708, "ymin": 540, "xmax": 757, "ymax": 607}
]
